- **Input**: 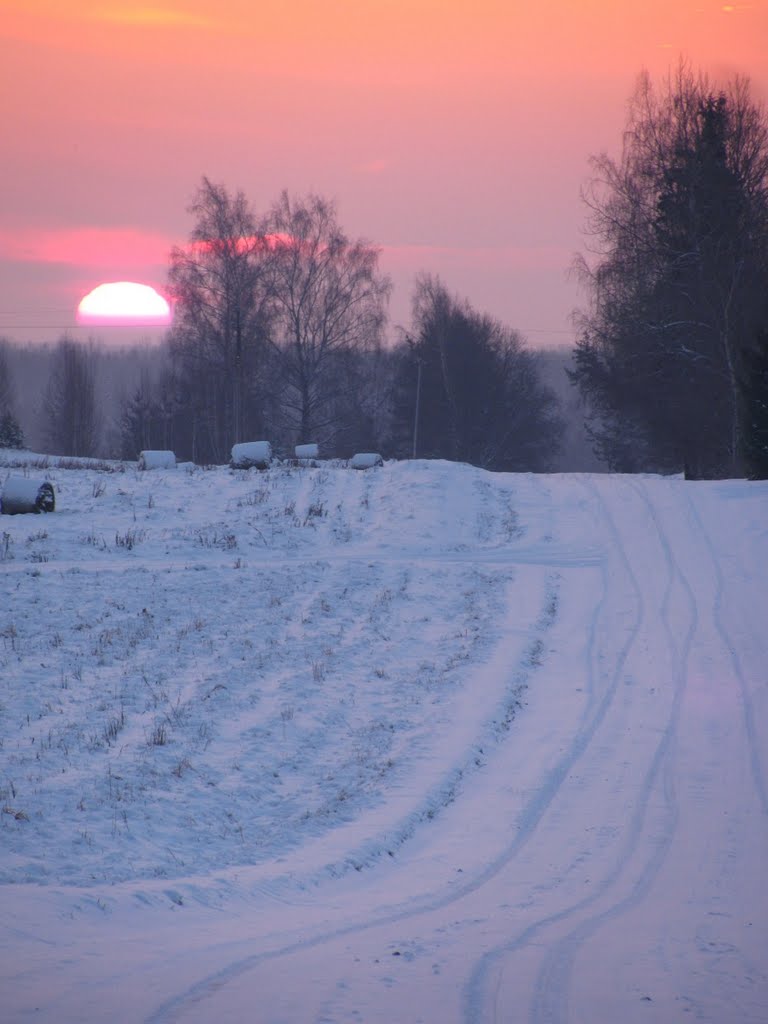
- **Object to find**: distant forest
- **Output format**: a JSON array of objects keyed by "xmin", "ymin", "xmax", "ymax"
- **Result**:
[{"xmin": 0, "ymin": 335, "xmax": 601, "ymax": 473}]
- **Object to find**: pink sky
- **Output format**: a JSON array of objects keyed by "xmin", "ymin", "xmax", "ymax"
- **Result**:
[{"xmin": 1, "ymin": 0, "xmax": 766, "ymax": 347}]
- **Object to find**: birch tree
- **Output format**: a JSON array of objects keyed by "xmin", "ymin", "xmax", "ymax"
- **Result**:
[
  {"xmin": 168, "ymin": 177, "xmax": 272, "ymax": 463},
  {"xmin": 267, "ymin": 192, "xmax": 391, "ymax": 444}
]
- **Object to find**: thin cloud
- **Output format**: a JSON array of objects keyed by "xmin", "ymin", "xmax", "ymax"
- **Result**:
[
  {"xmin": 381, "ymin": 243, "xmax": 572, "ymax": 272},
  {"xmin": 0, "ymin": 227, "xmax": 173, "ymax": 269},
  {"xmin": 92, "ymin": 6, "xmax": 218, "ymax": 29},
  {"xmin": 355, "ymin": 159, "xmax": 391, "ymax": 176}
]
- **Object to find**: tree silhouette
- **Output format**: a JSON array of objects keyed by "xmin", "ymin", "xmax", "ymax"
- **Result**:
[
  {"xmin": 168, "ymin": 177, "xmax": 273, "ymax": 463},
  {"xmin": 267, "ymin": 191, "xmax": 391, "ymax": 445},
  {"xmin": 572, "ymin": 67, "xmax": 768, "ymax": 476},
  {"xmin": 391, "ymin": 276, "xmax": 562, "ymax": 471},
  {"xmin": 44, "ymin": 338, "xmax": 101, "ymax": 458}
]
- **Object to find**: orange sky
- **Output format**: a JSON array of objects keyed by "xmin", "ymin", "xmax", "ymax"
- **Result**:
[{"xmin": 1, "ymin": 0, "xmax": 766, "ymax": 343}]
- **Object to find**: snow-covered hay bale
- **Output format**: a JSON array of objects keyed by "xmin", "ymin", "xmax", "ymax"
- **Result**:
[
  {"xmin": 231, "ymin": 441, "xmax": 272, "ymax": 469},
  {"xmin": 350, "ymin": 452, "xmax": 384, "ymax": 470},
  {"xmin": 138, "ymin": 450, "xmax": 176, "ymax": 471},
  {"xmin": 1, "ymin": 476, "xmax": 55, "ymax": 515},
  {"xmin": 295, "ymin": 443, "xmax": 319, "ymax": 461}
]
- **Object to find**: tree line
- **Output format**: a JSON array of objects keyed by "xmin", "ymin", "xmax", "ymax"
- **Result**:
[
  {"xmin": 155, "ymin": 182, "xmax": 563, "ymax": 468},
  {"xmin": 2, "ymin": 64, "xmax": 766, "ymax": 477},
  {"xmin": 0, "ymin": 184, "xmax": 566, "ymax": 471},
  {"xmin": 0, "ymin": 317, "xmax": 571, "ymax": 471}
]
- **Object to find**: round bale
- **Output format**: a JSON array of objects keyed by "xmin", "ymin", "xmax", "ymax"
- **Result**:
[
  {"xmin": 231, "ymin": 441, "xmax": 272, "ymax": 469},
  {"xmin": 1, "ymin": 476, "xmax": 56, "ymax": 514},
  {"xmin": 295, "ymin": 443, "xmax": 319, "ymax": 460},
  {"xmin": 138, "ymin": 450, "xmax": 177, "ymax": 470},
  {"xmin": 350, "ymin": 452, "xmax": 384, "ymax": 470}
]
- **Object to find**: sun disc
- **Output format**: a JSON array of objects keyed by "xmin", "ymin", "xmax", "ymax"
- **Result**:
[{"xmin": 77, "ymin": 281, "xmax": 172, "ymax": 325}]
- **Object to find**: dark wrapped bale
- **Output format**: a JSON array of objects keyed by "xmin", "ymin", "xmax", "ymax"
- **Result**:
[
  {"xmin": 1, "ymin": 476, "xmax": 56, "ymax": 514},
  {"xmin": 350, "ymin": 452, "xmax": 384, "ymax": 469},
  {"xmin": 231, "ymin": 441, "xmax": 272, "ymax": 469},
  {"xmin": 138, "ymin": 450, "xmax": 176, "ymax": 470}
]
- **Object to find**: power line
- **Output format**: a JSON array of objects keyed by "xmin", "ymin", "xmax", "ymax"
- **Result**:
[
  {"xmin": 0, "ymin": 316, "xmax": 574, "ymax": 334},
  {"xmin": 0, "ymin": 323, "xmax": 172, "ymax": 329}
]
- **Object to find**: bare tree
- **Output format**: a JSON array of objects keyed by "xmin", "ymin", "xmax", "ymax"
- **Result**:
[
  {"xmin": 267, "ymin": 191, "xmax": 391, "ymax": 444},
  {"xmin": 44, "ymin": 337, "xmax": 101, "ymax": 457},
  {"xmin": 390, "ymin": 276, "xmax": 562, "ymax": 471},
  {"xmin": 168, "ymin": 177, "xmax": 273, "ymax": 462}
]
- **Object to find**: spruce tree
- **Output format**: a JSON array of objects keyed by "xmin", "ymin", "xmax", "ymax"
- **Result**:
[
  {"xmin": 571, "ymin": 68, "xmax": 768, "ymax": 476},
  {"xmin": 0, "ymin": 410, "xmax": 24, "ymax": 449}
]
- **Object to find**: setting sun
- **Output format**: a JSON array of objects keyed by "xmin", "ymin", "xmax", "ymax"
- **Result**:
[{"xmin": 76, "ymin": 281, "xmax": 172, "ymax": 325}]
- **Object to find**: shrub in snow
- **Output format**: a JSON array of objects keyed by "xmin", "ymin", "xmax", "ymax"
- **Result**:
[
  {"xmin": 1, "ymin": 476, "xmax": 55, "ymax": 514},
  {"xmin": 295, "ymin": 443, "xmax": 319, "ymax": 460},
  {"xmin": 350, "ymin": 452, "xmax": 384, "ymax": 470},
  {"xmin": 231, "ymin": 441, "xmax": 272, "ymax": 469},
  {"xmin": 138, "ymin": 450, "xmax": 176, "ymax": 470}
]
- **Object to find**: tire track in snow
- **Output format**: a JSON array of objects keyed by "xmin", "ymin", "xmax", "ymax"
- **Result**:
[
  {"xmin": 683, "ymin": 488, "xmax": 768, "ymax": 817},
  {"xmin": 526, "ymin": 482, "xmax": 768, "ymax": 1024},
  {"xmin": 146, "ymin": 477, "xmax": 643, "ymax": 1024},
  {"xmin": 144, "ymin": 565, "xmax": 558, "ymax": 1023},
  {"xmin": 462, "ymin": 474, "xmax": 657, "ymax": 1023},
  {"xmin": 523, "ymin": 476, "xmax": 698, "ymax": 1024}
]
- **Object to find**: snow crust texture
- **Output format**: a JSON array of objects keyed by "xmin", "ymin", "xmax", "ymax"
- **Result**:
[{"xmin": 1, "ymin": 457, "xmax": 767, "ymax": 1023}]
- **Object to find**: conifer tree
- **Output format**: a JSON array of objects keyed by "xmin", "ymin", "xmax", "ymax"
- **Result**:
[{"xmin": 572, "ymin": 68, "xmax": 768, "ymax": 476}]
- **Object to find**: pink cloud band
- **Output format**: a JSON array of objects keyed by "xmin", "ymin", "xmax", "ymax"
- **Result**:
[{"xmin": 0, "ymin": 226, "xmax": 173, "ymax": 269}]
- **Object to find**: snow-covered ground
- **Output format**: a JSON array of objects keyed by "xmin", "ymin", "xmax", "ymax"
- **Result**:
[{"xmin": 1, "ymin": 455, "xmax": 766, "ymax": 1023}]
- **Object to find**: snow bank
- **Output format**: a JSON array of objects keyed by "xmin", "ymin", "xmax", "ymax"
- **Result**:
[{"xmin": 0, "ymin": 475, "xmax": 55, "ymax": 514}]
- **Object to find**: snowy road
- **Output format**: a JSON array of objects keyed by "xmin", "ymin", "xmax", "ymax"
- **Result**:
[{"xmin": 2, "ymin": 461, "xmax": 767, "ymax": 1022}]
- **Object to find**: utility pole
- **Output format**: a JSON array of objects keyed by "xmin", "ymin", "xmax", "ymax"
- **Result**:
[
  {"xmin": 412, "ymin": 351, "xmax": 423, "ymax": 460},
  {"xmin": 402, "ymin": 331, "xmax": 424, "ymax": 460}
]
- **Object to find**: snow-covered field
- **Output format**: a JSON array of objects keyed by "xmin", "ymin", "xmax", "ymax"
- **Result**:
[{"xmin": 1, "ymin": 455, "xmax": 766, "ymax": 1023}]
